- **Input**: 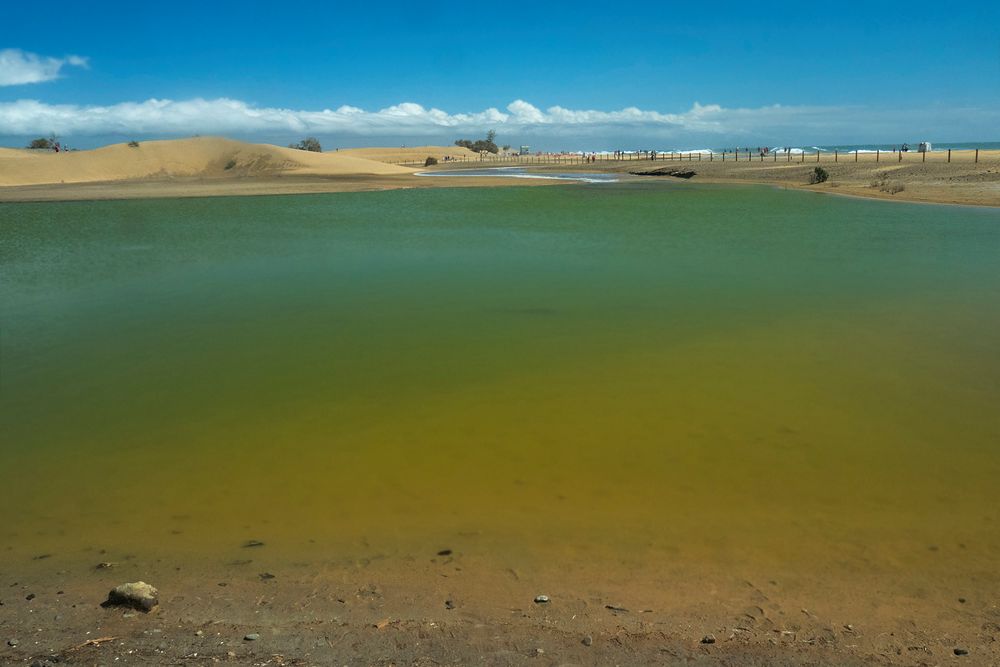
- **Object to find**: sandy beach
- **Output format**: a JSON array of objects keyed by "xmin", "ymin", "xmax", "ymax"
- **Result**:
[
  {"xmin": 6, "ymin": 540, "xmax": 998, "ymax": 666},
  {"xmin": 2, "ymin": 139, "xmax": 997, "ymax": 205}
]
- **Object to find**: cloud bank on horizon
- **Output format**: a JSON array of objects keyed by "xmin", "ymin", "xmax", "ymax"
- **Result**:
[
  {"xmin": 1, "ymin": 97, "xmax": 995, "ymax": 147},
  {"xmin": 0, "ymin": 49, "xmax": 88, "ymax": 87}
]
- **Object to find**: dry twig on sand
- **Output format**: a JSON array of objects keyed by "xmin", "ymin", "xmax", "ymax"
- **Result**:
[{"xmin": 67, "ymin": 636, "xmax": 118, "ymax": 651}]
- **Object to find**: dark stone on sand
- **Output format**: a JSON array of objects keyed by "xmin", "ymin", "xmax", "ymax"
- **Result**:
[
  {"xmin": 437, "ymin": 549, "xmax": 453, "ymax": 556},
  {"xmin": 954, "ymin": 647, "xmax": 969, "ymax": 656},
  {"xmin": 7, "ymin": 638, "xmax": 18, "ymax": 647},
  {"xmin": 701, "ymin": 634, "xmax": 717, "ymax": 644},
  {"xmin": 533, "ymin": 594, "xmax": 550, "ymax": 604},
  {"xmin": 958, "ymin": 597, "xmax": 966, "ymax": 603},
  {"xmin": 630, "ymin": 168, "xmax": 697, "ymax": 179},
  {"xmin": 25, "ymin": 593, "xmax": 35, "ymax": 601},
  {"xmin": 445, "ymin": 599, "xmax": 455, "ymax": 609},
  {"xmin": 102, "ymin": 581, "xmax": 159, "ymax": 612},
  {"xmin": 259, "ymin": 572, "xmax": 275, "ymax": 580},
  {"xmin": 244, "ymin": 633, "xmax": 260, "ymax": 641},
  {"xmin": 32, "ymin": 554, "xmax": 52, "ymax": 560},
  {"xmin": 605, "ymin": 604, "xmax": 628, "ymax": 612},
  {"xmin": 582, "ymin": 635, "xmax": 593, "ymax": 646},
  {"xmin": 243, "ymin": 540, "xmax": 265, "ymax": 548},
  {"xmin": 95, "ymin": 562, "xmax": 115, "ymax": 569}
]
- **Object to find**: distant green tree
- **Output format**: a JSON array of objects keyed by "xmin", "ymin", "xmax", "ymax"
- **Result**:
[
  {"xmin": 289, "ymin": 137, "xmax": 322, "ymax": 152},
  {"xmin": 27, "ymin": 134, "xmax": 57, "ymax": 149},
  {"xmin": 454, "ymin": 129, "xmax": 499, "ymax": 154}
]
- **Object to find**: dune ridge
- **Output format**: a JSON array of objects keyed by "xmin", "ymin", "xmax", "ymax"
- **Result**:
[{"xmin": 0, "ymin": 137, "xmax": 416, "ymax": 186}]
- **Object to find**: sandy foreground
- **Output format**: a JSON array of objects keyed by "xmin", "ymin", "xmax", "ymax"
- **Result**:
[
  {"xmin": 1, "ymin": 138, "xmax": 997, "ymax": 205},
  {"xmin": 4, "ymin": 538, "xmax": 998, "ymax": 666}
]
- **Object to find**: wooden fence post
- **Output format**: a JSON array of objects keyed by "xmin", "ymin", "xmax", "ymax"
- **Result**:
[
  {"xmin": 855, "ymin": 150, "xmax": 858, "ymax": 162},
  {"xmin": 975, "ymin": 148, "xmax": 979, "ymax": 163},
  {"xmin": 835, "ymin": 150, "xmax": 838, "ymax": 163},
  {"xmin": 922, "ymin": 149, "xmax": 926, "ymax": 163},
  {"xmin": 876, "ymin": 149, "xmax": 879, "ymax": 163},
  {"xmin": 948, "ymin": 149, "xmax": 951, "ymax": 163}
]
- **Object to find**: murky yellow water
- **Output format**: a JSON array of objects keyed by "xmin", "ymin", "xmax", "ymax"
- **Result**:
[{"xmin": 2, "ymin": 185, "xmax": 999, "ymax": 578}]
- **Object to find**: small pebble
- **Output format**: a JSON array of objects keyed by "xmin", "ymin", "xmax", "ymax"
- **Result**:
[
  {"xmin": 436, "ymin": 549, "xmax": 452, "ymax": 556},
  {"xmin": 444, "ymin": 599, "xmax": 455, "ymax": 610},
  {"xmin": 244, "ymin": 633, "xmax": 260, "ymax": 641},
  {"xmin": 582, "ymin": 635, "xmax": 593, "ymax": 646},
  {"xmin": 195, "ymin": 630, "xmax": 204, "ymax": 636},
  {"xmin": 533, "ymin": 594, "xmax": 550, "ymax": 604},
  {"xmin": 958, "ymin": 597, "xmax": 966, "ymax": 603},
  {"xmin": 7, "ymin": 639, "xmax": 18, "ymax": 647},
  {"xmin": 25, "ymin": 593, "xmax": 35, "ymax": 601},
  {"xmin": 701, "ymin": 634, "xmax": 717, "ymax": 644},
  {"xmin": 243, "ymin": 540, "xmax": 265, "ymax": 548},
  {"xmin": 954, "ymin": 647, "xmax": 969, "ymax": 656}
]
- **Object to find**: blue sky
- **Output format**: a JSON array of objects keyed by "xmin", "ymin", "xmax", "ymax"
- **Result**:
[{"xmin": 1, "ymin": 1, "xmax": 998, "ymax": 149}]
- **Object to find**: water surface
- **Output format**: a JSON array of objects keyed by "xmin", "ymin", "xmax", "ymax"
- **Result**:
[{"xmin": 2, "ymin": 184, "xmax": 999, "ymax": 575}]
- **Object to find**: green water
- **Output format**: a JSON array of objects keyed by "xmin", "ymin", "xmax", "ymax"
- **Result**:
[{"xmin": 2, "ymin": 184, "xmax": 999, "ymax": 573}]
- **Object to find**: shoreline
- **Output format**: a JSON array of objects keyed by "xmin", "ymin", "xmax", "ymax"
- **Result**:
[
  {"xmin": 2, "ymin": 166, "xmax": 997, "ymax": 207},
  {"xmin": 2, "ymin": 139, "xmax": 996, "ymax": 206},
  {"xmin": 4, "ymin": 538, "xmax": 996, "ymax": 666}
]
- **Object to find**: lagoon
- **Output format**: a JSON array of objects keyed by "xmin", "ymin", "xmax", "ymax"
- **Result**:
[{"xmin": 2, "ymin": 183, "xmax": 999, "ymax": 590}]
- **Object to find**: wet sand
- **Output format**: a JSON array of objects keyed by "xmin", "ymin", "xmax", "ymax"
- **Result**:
[
  {"xmin": 0, "ymin": 173, "xmax": 562, "ymax": 203},
  {"xmin": 4, "ymin": 541, "xmax": 998, "ymax": 666}
]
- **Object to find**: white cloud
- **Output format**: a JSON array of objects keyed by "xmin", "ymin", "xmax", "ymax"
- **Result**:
[
  {"xmin": 0, "ymin": 96, "xmax": 996, "ymax": 145},
  {"xmin": 0, "ymin": 49, "xmax": 89, "ymax": 86}
]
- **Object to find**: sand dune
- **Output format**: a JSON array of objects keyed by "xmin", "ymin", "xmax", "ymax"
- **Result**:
[{"xmin": 0, "ymin": 137, "xmax": 414, "ymax": 186}]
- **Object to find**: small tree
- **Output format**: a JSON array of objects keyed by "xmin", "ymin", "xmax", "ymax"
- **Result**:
[
  {"xmin": 424, "ymin": 156, "xmax": 438, "ymax": 167},
  {"xmin": 127, "ymin": 140, "xmax": 140, "ymax": 148},
  {"xmin": 289, "ymin": 137, "xmax": 322, "ymax": 152},
  {"xmin": 809, "ymin": 166, "xmax": 829, "ymax": 184},
  {"xmin": 27, "ymin": 134, "xmax": 56, "ymax": 150}
]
